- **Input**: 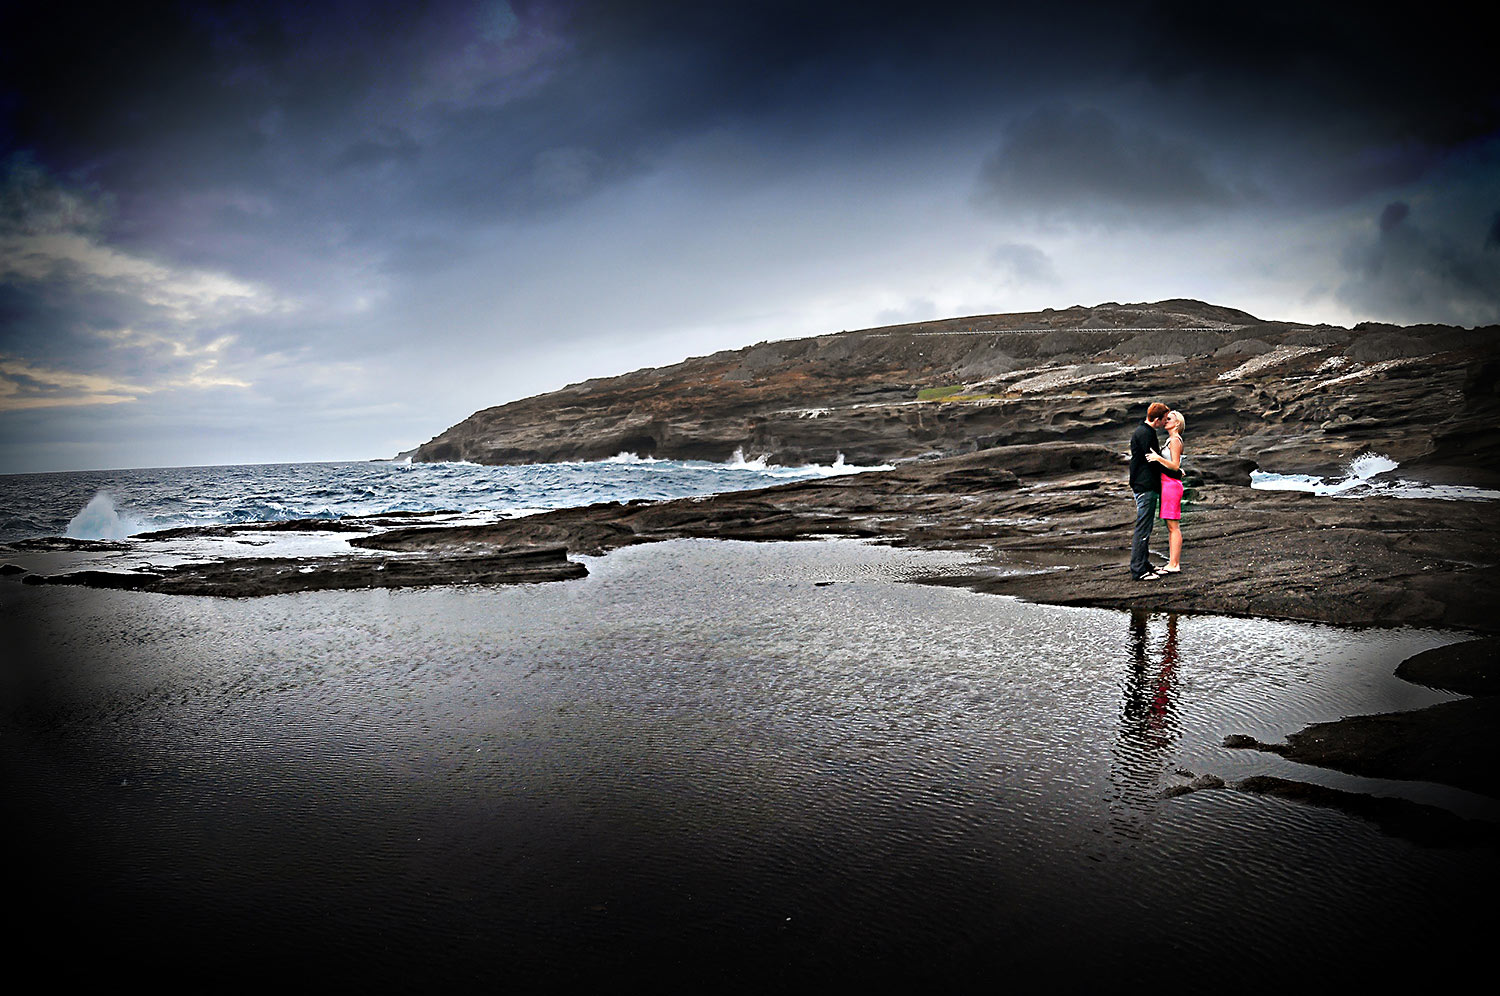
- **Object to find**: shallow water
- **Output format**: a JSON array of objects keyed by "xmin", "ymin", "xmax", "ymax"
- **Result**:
[{"xmin": 4, "ymin": 538, "xmax": 1493, "ymax": 984}]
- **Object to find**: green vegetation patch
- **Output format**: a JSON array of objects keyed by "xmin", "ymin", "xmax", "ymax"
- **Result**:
[
  {"xmin": 917, "ymin": 385, "xmax": 1006, "ymax": 402},
  {"xmin": 917, "ymin": 384, "xmax": 966, "ymax": 401}
]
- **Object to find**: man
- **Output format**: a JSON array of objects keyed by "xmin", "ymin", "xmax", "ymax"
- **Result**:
[{"xmin": 1129, "ymin": 402, "xmax": 1170, "ymax": 581}]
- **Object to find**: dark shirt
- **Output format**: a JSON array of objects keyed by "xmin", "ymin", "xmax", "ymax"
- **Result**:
[{"xmin": 1129, "ymin": 421, "xmax": 1163, "ymax": 493}]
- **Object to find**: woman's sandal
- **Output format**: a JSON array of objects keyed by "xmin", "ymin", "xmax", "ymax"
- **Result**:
[{"xmin": 1160, "ymin": 565, "xmax": 1181, "ymax": 573}]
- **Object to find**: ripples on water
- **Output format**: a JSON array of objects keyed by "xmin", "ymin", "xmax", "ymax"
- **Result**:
[{"xmin": 3, "ymin": 538, "xmax": 1492, "ymax": 984}]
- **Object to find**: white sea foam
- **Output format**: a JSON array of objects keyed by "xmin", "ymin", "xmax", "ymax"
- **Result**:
[
  {"xmin": 727, "ymin": 447, "xmax": 892, "ymax": 477},
  {"xmin": 1251, "ymin": 453, "xmax": 1499, "ymax": 501},
  {"xmin": 603, "ymin": 451, "xmax": 665, "ymax": 464}
]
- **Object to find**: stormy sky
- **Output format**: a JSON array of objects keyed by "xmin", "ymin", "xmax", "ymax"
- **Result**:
[{"xmin": 1, "ymin": 1, "xmax": 1496, "ymax": 472}]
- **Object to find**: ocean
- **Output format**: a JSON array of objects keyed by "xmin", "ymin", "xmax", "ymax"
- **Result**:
[
  {"xmin": 0, "ymin": 451, "xmax": 890, "ymax": 545},
  {"xmin": 4, "ymin": 449, "xmax": 1493, "ymax": 550}
]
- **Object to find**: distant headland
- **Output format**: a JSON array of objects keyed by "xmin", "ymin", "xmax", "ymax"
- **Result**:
[{"xmin": 409, "ymin": 298, "xmax": 1500, "ymax": 487}]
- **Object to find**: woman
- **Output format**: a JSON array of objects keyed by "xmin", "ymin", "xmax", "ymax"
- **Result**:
[{"xmin": 1146, "ymin": 410, "xmax": 1186, "ymax": 573}]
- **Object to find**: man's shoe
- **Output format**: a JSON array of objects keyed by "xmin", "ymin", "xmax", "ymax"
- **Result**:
[{"xmin": 1135, "ymin": 571, "xmax": 1161, "ymax": 581}]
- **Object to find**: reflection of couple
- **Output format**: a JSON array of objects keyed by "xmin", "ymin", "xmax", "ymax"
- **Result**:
[
  {"xmin": 1110, "ymin": 609, "xmax": 1182, "ymax": 834},
  {"xmin": 1128, "ymin": 402, "xmax": 1187, "ymax": 582},
  {"xmin": 1125, "ymin": 609, "xmax": 1179, "ymax": 743}
]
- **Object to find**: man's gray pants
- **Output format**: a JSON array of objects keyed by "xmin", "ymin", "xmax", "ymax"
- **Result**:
[{"xmin": 1130, "ymin": 490, "xmax": 1158, "ymax": 578}]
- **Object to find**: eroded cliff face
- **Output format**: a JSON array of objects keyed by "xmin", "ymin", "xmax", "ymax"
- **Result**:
[{"xmin": 411, "ymin": 299, "xmax": 1500, "ymax": 479}]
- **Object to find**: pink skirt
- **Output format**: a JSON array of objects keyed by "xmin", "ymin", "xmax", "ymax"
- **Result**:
[{"xmin": 1159, "ymin": 476, "xmax": 1183, "ymax": 520}]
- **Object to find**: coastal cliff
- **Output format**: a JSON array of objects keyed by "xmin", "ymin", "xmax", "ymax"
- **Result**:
[{"xmin": 412, "ymin": 299, "xmax": 1500, "ymax": 482}]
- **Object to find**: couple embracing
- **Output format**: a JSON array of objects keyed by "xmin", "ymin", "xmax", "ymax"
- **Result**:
[{"xmin": 1129, "ymin": 401, "xmax": 1188, "ymax": 581}]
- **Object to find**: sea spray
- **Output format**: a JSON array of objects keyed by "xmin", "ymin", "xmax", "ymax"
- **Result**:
[
  {"xmin": 727, "ymin": 447, "xmax": 891, "ymax": 477},
  {"xmin": 1344, "ymin": 453, "xmax": 1398, "ymax": 480},
  {"xmin": 1251, "ymin": 452, "xmax": 1399, "ymax": 496},
  {"xmin": 65, "ymin": 493, "xmax": 148, "ymax": 540},
  {"xmin": 1251, "ymin": 452, "xmax": 1500, "ymax": 500}
]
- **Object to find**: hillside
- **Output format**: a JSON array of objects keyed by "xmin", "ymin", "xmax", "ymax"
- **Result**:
[{"xmin": 412, "ymin": 299, "xmax": 1499, "ymax": 479}]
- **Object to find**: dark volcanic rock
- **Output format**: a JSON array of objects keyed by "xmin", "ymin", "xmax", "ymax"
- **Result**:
[
  {"xmin": 1394, "ymin": 639, "xmax": 1500, "ymax": 696},
  {"xmin": 406, "ymin": 299, "xmax": 1500, "ymax": 489},
  {"xmin": 1214, "ymin": 338, "xmax": 1273, "ymax": 357},
  {"xmin": 1344, "ymin": 332, "xmax": 1433, "ymax": 363},
  {"xmin": 32, "ymin": 546, "xmax": 586, "ymax": 597},
  {"xmin": 1225, "ymin": 638, "xmax": 1500, "ymax": 805},
  {"xmin": 8, "ymin": 536, "xmax": 132, "ymax": 552},
  {"xmin": 1181, "ymin": 454, "xmax": 1258, "ymax": 486}
]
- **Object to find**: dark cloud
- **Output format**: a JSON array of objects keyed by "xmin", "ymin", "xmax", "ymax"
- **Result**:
[
  {"xmin": 976, "ymin": 105, "xmax": 1237, "ymax": 220},
  {"xmin": 2, "ymin": 1, "xmax": 1496, "ymax": 468},
  {"xmin": 0, "ymin": 152, "xmax": 111, "ymax": 236},
  {"xmin": 4, "ymin": 1, "xmax": 1489, "ymax": 249},
  {"xmin": 990, "ymin": 243, "xmax": 1058, "ymax": 285},
  {"xmin": 1339, "ymin": 202, "xmax": 1500, "ymax": 326},
  {"xmin": 1128, "ymin": 2, "xmax": 1498, "ymax": 149},
  {"xmin": 333, "ymin": 130, "xmax": 422, "ymax": 172},
  {"xmin": 1379, "ymin": 202, "xmax": 1410, "ymax": 233}
]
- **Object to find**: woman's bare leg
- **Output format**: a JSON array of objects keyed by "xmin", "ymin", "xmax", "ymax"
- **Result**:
[{"xmin": 1167, "ymin": 521, "xmax": 1182, "ymax": 569}]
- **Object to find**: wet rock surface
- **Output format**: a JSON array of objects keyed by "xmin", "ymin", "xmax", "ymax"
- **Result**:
[
  {"xmin": 1395, "ymin": 637, "xmax": 1500, "ymax": 695},
  {"xmin": 24, "ymin": 544, "xmax": 586, "ymax": 596}
]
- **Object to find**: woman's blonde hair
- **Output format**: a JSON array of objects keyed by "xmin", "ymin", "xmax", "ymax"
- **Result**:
[{"xmin": 1168, "ymin": 410, "xmax": 1186, "ymax": 432}]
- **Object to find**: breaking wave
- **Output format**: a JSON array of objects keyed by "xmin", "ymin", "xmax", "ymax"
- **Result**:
[{"xmin": 1251, "ymin": 454, "xmax": 1500, "ymax": 501}]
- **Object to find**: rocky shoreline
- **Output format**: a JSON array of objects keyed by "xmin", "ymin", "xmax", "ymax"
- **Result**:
[
  {"xmin": 11, "ymin": 440, "xmax": 1496, "ymax": 629},
  {"xmin": 7, "ymin": 298, "xmax": 1498, "ymax": 844},
  {"xmin": 9, "ymin": 440, "xmax": 1496, "ymax": 845}
]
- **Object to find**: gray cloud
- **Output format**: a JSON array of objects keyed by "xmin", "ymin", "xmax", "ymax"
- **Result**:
[
  {"xmin": 874, "ymin": 298, "xmax": 939, "ymax": 327},
  {"xmin": 0, "ymin": 157, "xmax": 280, "ymax": 411},
  {"xmin": 975, "ymin": 106, "xmax": 1238, "ymax": 222},
  {"xmin": 990, "ymin": 242, "xmax": 1059, "ymax": 285},
  {"xmin": 1338, "ymin": 202, "xmax": 1500, "ymax": 327},
  {"xmin": 333, "ymin": 130, "xmax": 423, "ymax": 172},
  {"xmin": 1379, "ymin": 202, "xmax": 1410, "ymax": 233},
  {"xmin": 1, "ymin": 152, "xmax": 111, "ymax": 237}
]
